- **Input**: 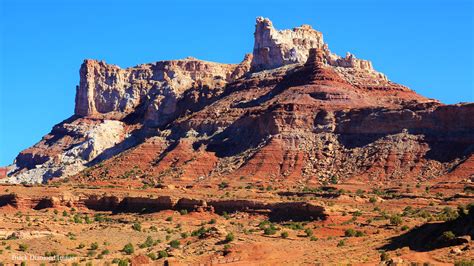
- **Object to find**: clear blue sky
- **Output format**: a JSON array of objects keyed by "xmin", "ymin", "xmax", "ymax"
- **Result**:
[{"xmin": 0, "ymin": 0, "xmax": 473, "ymax": 166}]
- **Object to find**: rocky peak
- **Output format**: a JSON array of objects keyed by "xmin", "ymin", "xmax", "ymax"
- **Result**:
[
  {"xmin": 250, "ymin": 17, "xmax": 387, "ymax": 83},
  {"xmin": 251, "ymin": 17, "xmax": 324, "ymax": 72}
]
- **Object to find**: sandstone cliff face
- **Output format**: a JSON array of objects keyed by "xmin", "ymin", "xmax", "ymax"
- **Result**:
[{"xmin": 4, "ymin": 18, "xmax": 473, "ymax": 185}]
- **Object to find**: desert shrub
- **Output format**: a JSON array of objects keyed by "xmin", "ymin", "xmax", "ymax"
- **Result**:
[
  {"xmin": 179, "ymin": 209, "xmax": 188, "ymax": 215},
  {"xmin": 380, "ymin": 250, "xmax": 390, "ymax": 261},
  {"xmin": 101, "ymin": 249, "xmax": 110, "ymax": 255},
  {"xmin": 225, "ymin": 233, "xmax": 235, "ymax": 243},
  {"xmin": 281, "ymin": 231, "xmax": 289, "ymax": 238},
  {"xmin": 222, "ymin": 212, "xmax": 230, "ymax": 219},
  {"xmin": 84, "ymin": 215, "xmax": 92, "ymax": 224},
  {"xmin": 258, "ymin": 220, "xmax": 271, "ymax": 229},
  {"xmin": 44, "ymin": 251, "xmax": 58, "ymax": 257},
  {"xmin": 369, "ymin": 197, "xmax": 377, "ymax": 203},
  {"xmin": 389, "ymin": 215, "xmax": 403, "ymax": 226},
  {"xmin": 158, "ymin": 250, "xmax": 168, "ymax": 259},
  {"xmin": 165, "ymin": 216, "xmax": 173, "ymax": 222},
  {"xmin": 223, "ymin": 243, "xmax": 231, "ymax": 254},
  {"xmin": 18, "ymin": 243, "xmax": 28, "ymax": 251},
  {"xmin": 140, "ymin": 236, "xmax": 154, "ymax": 248},
  {"xmin": 90, "ymin": 242, "xmax": 99, "ymax": 250},
  {"xmin": 345, "ymin": 228, "xmax": 356, "ymax": 237},
  {"xmin": 94, "ymin": 213, "xmax": 106, "ymax": 222},
  {"xmin": 438, "ymin": 207, "xmax": 459, "ymax": 221},
  {"xmin": 401, "ymin": 225, "xmax": 409, "ymax": 231},
  {"xmin": 439, "ymin": 231, "xmax": 456, "ymax": 242},
  {"xmin": 191, "ymin": 226, "xmax": 208, "ymax": 238},
  {"xmin": 132, "ymin": 222, "xmax": 142, "ymax": 232},
  {"xmin": 310, "ymin": 236, "xmax": 318, "ymax": 241},
  {"xmin": 169, "ymin": 240, "xmax": 180, "ymax": 248},
  {"xmin": 337, "ymin": 240, "xmax": 345, "ymax": 247},
  {"xmin": 208, "ymin": 218, "xmax": 216, "ymax": 224},
  {"xmin": 147, "ymin": 252, "xmax": 157, "ymax": 260},
  {"xmin": 73, "ymin": 214, "xmax": 82, "ymax": 223},
  {"xmin": 455, "ymin": 260, "xmax": 474, "ymax": 266},
  {"xmin": 77, "ymin": 243, "xmax": 85, "ymax": 249},
  {"xmin": 285, "ymin": 222, "xmax": 305, "ymax": 230},
  {"xmin": 122, "ymin": 243, "xmax": 134, "ymax": 255},
  {"xmin": 304, "ymin": 228, "xmax": 313, "ymax": 237},
  {"xmin": 264, "ymin": 227, "xmax": 276, "ymax": 235},
  {"xmin": 118, "ymin": 259, "xmax": 130, "ymax": 266},
  {"xmin": 218, "ymin": 182, "xmax": 229, "ymax": 189}
]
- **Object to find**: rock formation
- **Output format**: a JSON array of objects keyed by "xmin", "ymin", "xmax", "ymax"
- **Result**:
[{"xmin": 2, "ymin": 17, "xmax": 473, "ymax": 185}]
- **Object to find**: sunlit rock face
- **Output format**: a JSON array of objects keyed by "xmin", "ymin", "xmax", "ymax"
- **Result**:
[{"xmin": 4, "ymin": 17, "xmax": 473, "ymax": 185}]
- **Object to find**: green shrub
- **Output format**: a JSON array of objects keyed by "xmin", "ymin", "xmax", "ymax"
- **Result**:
[
  {"xmin": 122, "ymin": 243, "xmax": 134, "ymax": 255},
  {"xmin": 345, "ymin": 228, "xmax": 356, "ymax": 237},
  {"xmin": 264, "ymin": 227, "xmax": 276, "ymax": 235},
  {"xmin": 179, "ymin": 209, "xmax": 188, "ymax": 215},
  {"xmin": 18, "ymin": 244, "xmax": 28, "ymax": 251},
  {"xmin": 143, "ymin": 236, "xmax": 154, "ymax": 248},
  {"xmin": 455, "ymin": 260, "xmax": 474, "ymax": 266},
  {"xmin": 380, "ymin": 250, "xmax": 390, "ymax": 261},
  {"xmin": 191, "ymin": 226, "xmax": 208, "ymax": 238},
  {"xmin": 223, "ymin": 243, "xmax": 231, "ymax": 254},
  {"xmin": 165, "ymin": 216, "xmax": 173, "ymax": 222},
  {"xmin": 281, "ymin": 231, "xmax": 289, "ymax": 239},
  {"xmin": 225, "ymin": 233, "xmax": 235, "ymax": 243},
  {"xmin": 304, "ymin": 228, "xmax": 313, "ymax": 237},
  {"xmin": 337, "ymin": 240, "xmax": 345, "ymax": 247},
  {"xmin": 169, "ymin": 240, "xmax": 180, "ymax": 248},
  {"xmin": 90, "ymin": 242, "xmax": 99, "ymax": 250},
  {"xmin": 132, "ymin": 222, "xmax": 142, "ymax": 232},
  {"xmin": 147, "ymin": 252, "xmax": 157, "ymax": 260},
  {"xmin": 439, "ymin": 231, "xmax": 456, "ymax": 242},
  {"xmin": 158, "ymin": 250, "xmax": 168, "ymax": 259},
  {"xmin": 118, "ymin": 259, "xmax": 129, "ymax": 266},
  {"xmin": 218, "ymin": 182, "xmax": 229, "ymax": 189},
  {"xmin": 284, "ymin": 222, "xmax": 305, "ymax": 230},
  {"xmin": 389, "ymin": 215, "xmax": 403, "ymax": 226}
]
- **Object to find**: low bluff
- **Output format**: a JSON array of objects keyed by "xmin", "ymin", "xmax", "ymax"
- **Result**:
[{"xmin": 0, "ymin": 193, "xmax": 327, "ymax": 222}]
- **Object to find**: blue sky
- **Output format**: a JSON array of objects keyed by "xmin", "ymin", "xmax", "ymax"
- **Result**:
[{"xmin": 0, "ymin": 0, "xmax": 473, "ymax": 166}]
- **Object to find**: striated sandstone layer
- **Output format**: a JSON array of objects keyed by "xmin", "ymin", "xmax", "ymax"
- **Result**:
[{"xmin": 3, "ymin": 17, "xmax": 473, "ymax": 185}]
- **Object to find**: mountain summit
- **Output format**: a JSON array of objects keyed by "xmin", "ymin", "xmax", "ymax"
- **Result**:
[{"xmin": 3, "ymin": 17, "xmax": 473, "ymax": 185}]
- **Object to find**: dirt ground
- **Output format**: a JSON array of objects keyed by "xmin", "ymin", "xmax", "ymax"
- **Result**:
[{"xmin": 0, "ymin": 179, "xmax": 472, "ymax": 266}]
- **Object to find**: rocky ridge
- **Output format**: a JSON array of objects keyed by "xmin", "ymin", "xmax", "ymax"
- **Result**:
[{"xmin": 3, "ymin": 17, "xmax": 473, "ymax": 185}]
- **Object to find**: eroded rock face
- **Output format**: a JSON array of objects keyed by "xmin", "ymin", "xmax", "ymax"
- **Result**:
[
  {"xmin": 250, "ymin": 17, "xmax": 388, "ymax": 85},
  {"xmin": 4, "ymin": 17, "xmax": 473, "ymax": 185},
  {"xmin": 5, "ymin": 119, "xmax": 126, "ymax": 183},
  {"xmin": 75, "ymin": 57, "xmax": 251, "ymax": 123},
  {"xmin": 251, "ymin": 17, "xmax": 324, "ymax": 71}
]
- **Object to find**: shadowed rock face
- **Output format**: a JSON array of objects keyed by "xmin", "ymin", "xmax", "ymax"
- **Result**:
[
  {"xmin": 3, "ymin": 18, "xmax": 473, "ymax": 185},
  {"xmin": 0, "ymin": 193, "xmax": 328, "ymax": 222}
]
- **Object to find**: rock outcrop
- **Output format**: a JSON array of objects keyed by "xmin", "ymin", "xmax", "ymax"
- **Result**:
[{"xmin": 3, "ymin": 17, "xmax": 473, "ymax": 185}]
